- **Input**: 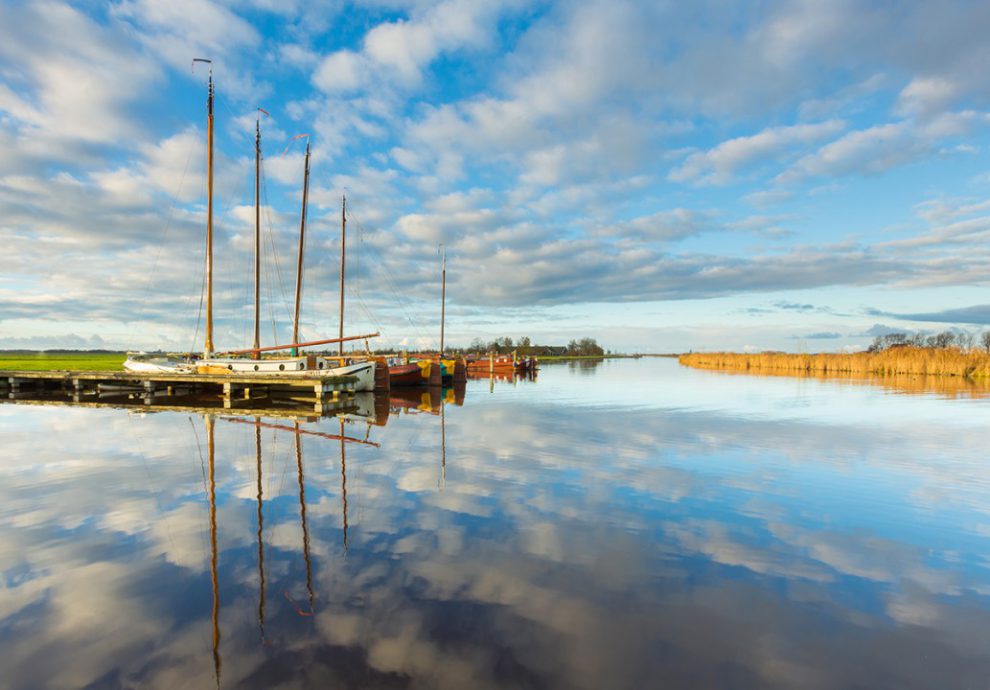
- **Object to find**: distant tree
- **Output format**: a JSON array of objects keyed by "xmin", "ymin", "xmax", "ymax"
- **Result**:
[
  {"xmin": 518, "ymin": 336, "xmax": 532, "ymax": 355},
  {"xmin": 926, "ymin": 331, "xmax": 956, "ymax": 349},
  {"xmin": 982, "ymin": 331, "xmax": 990, "ymax": 353},
  {"xmin": 957, "ymin": 331, "xmax": 975, "ymax": 351}
]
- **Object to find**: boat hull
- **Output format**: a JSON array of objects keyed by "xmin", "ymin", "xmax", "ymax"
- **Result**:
[
  {"xmin": 195, "ymin": 357, "xmax": 377, "ymax": 391},
  {"xmin": 123, "ymin": 357, "xmax": 193, "ymax": 374},
  {"xmin": 389, "ymin": 363, "xmax": 423, "ymax": 386}
]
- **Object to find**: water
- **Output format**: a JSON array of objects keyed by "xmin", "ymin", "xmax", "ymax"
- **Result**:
[{"xmin": 2, "ymin": 358, "xmax": 990, "ymax": 689}]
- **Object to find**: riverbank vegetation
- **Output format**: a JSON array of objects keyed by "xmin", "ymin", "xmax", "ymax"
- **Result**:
[
  {"xmin": 461, "ymin": 337, "xmax": 607, "ymax": 357},
  {"xmin": 680, "ymin": 330, "xmax": 990, "ymax": 379}
]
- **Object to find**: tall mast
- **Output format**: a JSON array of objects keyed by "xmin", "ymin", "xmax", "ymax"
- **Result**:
[
  {"xmin": 253, "ymin": 117, "xmax": 261, "ymax": 354},
  {"xmin": 193, "ymin": 59, "xmax": 215, "ymax": 358},
  {"xmin": 291, "ymin": 140, "xmax": 311, "ymax": 354},
  {"xmin": 440, "ymin": 246, "xmax": 446, "ymax": 355},
  {"xmin": 338, "ymin": 194, "xmax": 346, "ymax": 357}
]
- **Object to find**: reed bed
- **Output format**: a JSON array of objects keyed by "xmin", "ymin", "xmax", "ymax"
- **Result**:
[{"xmin": 679, "ymin": 347, "xmax": 990, "ymax": 379}]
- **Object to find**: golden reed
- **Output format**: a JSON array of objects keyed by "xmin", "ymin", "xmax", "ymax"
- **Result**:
[{"xmin": 679, "ymin": 347, "xmax": 990, "ymax": 379}]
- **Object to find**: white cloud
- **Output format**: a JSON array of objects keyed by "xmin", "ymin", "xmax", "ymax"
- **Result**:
[
  {"xmin": 0, "ymin": 1, "xmax": 161, "ymax": 145},
  {"xmin": 670, "ymin": 120, "xmax": 845, "ymax": 185},
  {"xmin": 896, "ymin": 76, "xmax": 961, "ymax": 117},
  {"xmin": 313, "ymin": 50, "xmax": 368, "ymax": 92},
  {"xmin": 776, "ymin": 110, "xmax": 990, "ymax": 185}
]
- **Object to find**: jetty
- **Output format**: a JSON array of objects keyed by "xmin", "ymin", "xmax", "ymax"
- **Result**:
[{"xmin": 0, "ymin": 369, "xmax": 360, "ymax": 415}]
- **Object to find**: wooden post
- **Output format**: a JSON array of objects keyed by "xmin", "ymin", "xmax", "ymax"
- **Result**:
[{"xmin": 489, "ymin": 351, "xmax": 494, "ymax": 376}]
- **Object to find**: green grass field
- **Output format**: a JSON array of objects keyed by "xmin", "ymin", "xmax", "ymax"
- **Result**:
[{"xmin": 0, "ymin": 352, "xmax": 126, "ymax": 371}]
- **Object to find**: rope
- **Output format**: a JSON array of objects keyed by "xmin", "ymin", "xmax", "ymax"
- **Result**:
[{"xmin": 348, "ymin": 206, "xmax": 429, "ymax": 346}]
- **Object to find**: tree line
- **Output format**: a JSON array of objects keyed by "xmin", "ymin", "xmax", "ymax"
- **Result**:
[
  {"xmin": 458, "ymin": 336, "xmax": 607, "ymax": 356},
  {"xmin": 868, "ymin": 330, "xmax": 990, "ymax": 353}
]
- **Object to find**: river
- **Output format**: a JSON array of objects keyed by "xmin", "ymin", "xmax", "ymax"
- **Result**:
[{"xmin": 1, "ymin": 357, "xmax": 989, "ymax": 689}]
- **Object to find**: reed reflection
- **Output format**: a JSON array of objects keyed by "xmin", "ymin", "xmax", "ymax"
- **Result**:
[{"xmin": 698, "ymin": 366, "xmax": 990, "ymax": 398}]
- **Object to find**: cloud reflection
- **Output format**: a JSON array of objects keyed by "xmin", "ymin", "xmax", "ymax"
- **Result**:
[{"xmin": 1, "ymin": 360, "xmax": 990, "ymax": 688}]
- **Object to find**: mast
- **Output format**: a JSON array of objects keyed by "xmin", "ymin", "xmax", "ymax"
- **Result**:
[
  {"xmin": 440, "ymin": 245, "xmax": 446, "ymax": 355},
  {"xmin": 291, "ymin": 140, "xmax": 311, "ymax": 354},
  {"xmin": 338, "ymin": 194, "xmax": 346, "ymax": 357},
  {"xmin": 253, "ymin": 117, "xmax": 261, "ymax": 355},
  {"xmin": 193, "ymin": 58, "xmax": 215, "ymax": 358}
]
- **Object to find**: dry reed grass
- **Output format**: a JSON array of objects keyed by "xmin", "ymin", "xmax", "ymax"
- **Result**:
[{"xmin": 679, "ymin": 347, "xmax": 990, "ymax": 379}]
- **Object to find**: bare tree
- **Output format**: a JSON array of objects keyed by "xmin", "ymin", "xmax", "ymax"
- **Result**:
[{"xmin": 982, "ymin": 331, "xmax": 990, "ymax": 353}]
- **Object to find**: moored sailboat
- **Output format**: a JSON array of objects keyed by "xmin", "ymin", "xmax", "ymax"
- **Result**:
[{"xmin": 125, "ymin": 60, "xmax": 378, "ymax": 388}]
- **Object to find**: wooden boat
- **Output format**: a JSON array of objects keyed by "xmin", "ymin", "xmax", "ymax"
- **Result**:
[
  {"xmin": 123, "ymin": 352, "xmax": 194, "ymax": 373},
  {"xmin": 464, "ymin": 354, "xmax": 536, "ymax": 374},
  {"xmin": 124, "ymin": 62, "xmax": 377, "ymax": 383},
  {"xmin": 389, "ymin": 362, "xmax": 423, "ymax": 386}
]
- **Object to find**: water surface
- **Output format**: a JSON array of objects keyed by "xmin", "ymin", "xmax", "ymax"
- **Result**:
[{"xmin": 2, "ymin": 358, "xmax": 990, "ymax": 689}]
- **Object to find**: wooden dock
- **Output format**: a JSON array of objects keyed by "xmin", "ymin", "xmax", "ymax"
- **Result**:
[{"xmin": 0, "ymin": 369, "xmax": 359, "ymax": 415}]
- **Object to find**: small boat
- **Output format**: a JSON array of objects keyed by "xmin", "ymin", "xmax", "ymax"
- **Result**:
[
  {"xmin": 465, "ymin": 354, "xmax": 536, "ymax": 374},
  {"xmin": 389, "ymin": 361, "xmax": 423, "ymax": 386}
]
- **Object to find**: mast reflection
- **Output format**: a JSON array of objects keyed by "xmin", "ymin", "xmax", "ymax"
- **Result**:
[
  {"xmin": 205, "ymin": 415, "xmax": 221, "ymax": 687},
  {"xmin": 254, "ymin": 418, "xmax": 266, "ymax": 643},
  {"xmin": 340, "ymin": 418, "xmax": 349, "ymax": 552},
  {"xmin": 290, "ymin": 421, "xmax": 315, "ymax": 616}
]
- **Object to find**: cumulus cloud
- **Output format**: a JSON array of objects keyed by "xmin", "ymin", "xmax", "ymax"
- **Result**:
[{"xmin": 670, "ymin": 120, "xmax": 845, "ymax": 186}]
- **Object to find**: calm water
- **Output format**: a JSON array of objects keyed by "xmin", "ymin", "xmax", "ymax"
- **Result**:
[{"xmin": 2, "ymin": 358, "xmax": 990, "ymax": 689}]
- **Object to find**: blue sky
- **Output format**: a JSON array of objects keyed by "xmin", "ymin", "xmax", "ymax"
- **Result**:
[{"xmin": 1, "ymin": 0, "xmax": 989, "ymax": 353}]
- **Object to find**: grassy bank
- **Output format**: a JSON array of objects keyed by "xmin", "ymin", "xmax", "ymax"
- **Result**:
[
  {"xmin": 679, "ymin": 347, "xmax": 990, "ymax": 379},
  {"xmin": 0, "ymin": 352, "xmax": 126, "ymax": 371}
]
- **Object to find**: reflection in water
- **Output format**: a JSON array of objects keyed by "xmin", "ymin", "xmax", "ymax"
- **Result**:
[
  {"xmin": 206, "ymin": 416, "xmax": 221, "ymax": 688},
  {"xmin": 291, "ymin": 421, "xmax": 315, "ymax": 616},
  {"xmin": 340, "ymin": 417, "xmax": 348, "ymax": 552},
  {"xmin": 567, "ymin": 358, "xmax": 604, "ymax": 375},
  {"xmin": 3, "ymin": 359, "xmax": 990, "ymax": 689},
  {"xmin": 254, "ymin": 418, "xmax": 266, "ymax": 644},
  {"xmin": 698, "ymin": 364, "xmax": 990, "ymax": 398}
]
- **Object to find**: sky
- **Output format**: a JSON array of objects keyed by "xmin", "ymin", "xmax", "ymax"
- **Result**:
[{"xmin": 1, "ymin": 0, "xmax": 989, "ymax": 354}]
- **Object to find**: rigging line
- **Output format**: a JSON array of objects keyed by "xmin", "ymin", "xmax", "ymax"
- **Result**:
[
  {"xmin": 189, "ymin": 415, "xmax": 210, "ymax": 531},
  {"xmin": 191, "ymin": 241, "xmax": 208, "ymax": 354},
  {"xmin": 260, "ymin": 161, "xmax": 295, "ymax": 325},
  {"xmin": 141, "ymin": 131, "xmax": 196, "ymax": 304},
  {"xmin": 348, "ymin": 210, "xmax": 427, "ymax": 343}
]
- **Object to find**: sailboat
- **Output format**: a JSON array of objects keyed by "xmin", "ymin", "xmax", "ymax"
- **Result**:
[{"xmin": 126, "ymin": 59, "xmax": 377, "ymax": 390}]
